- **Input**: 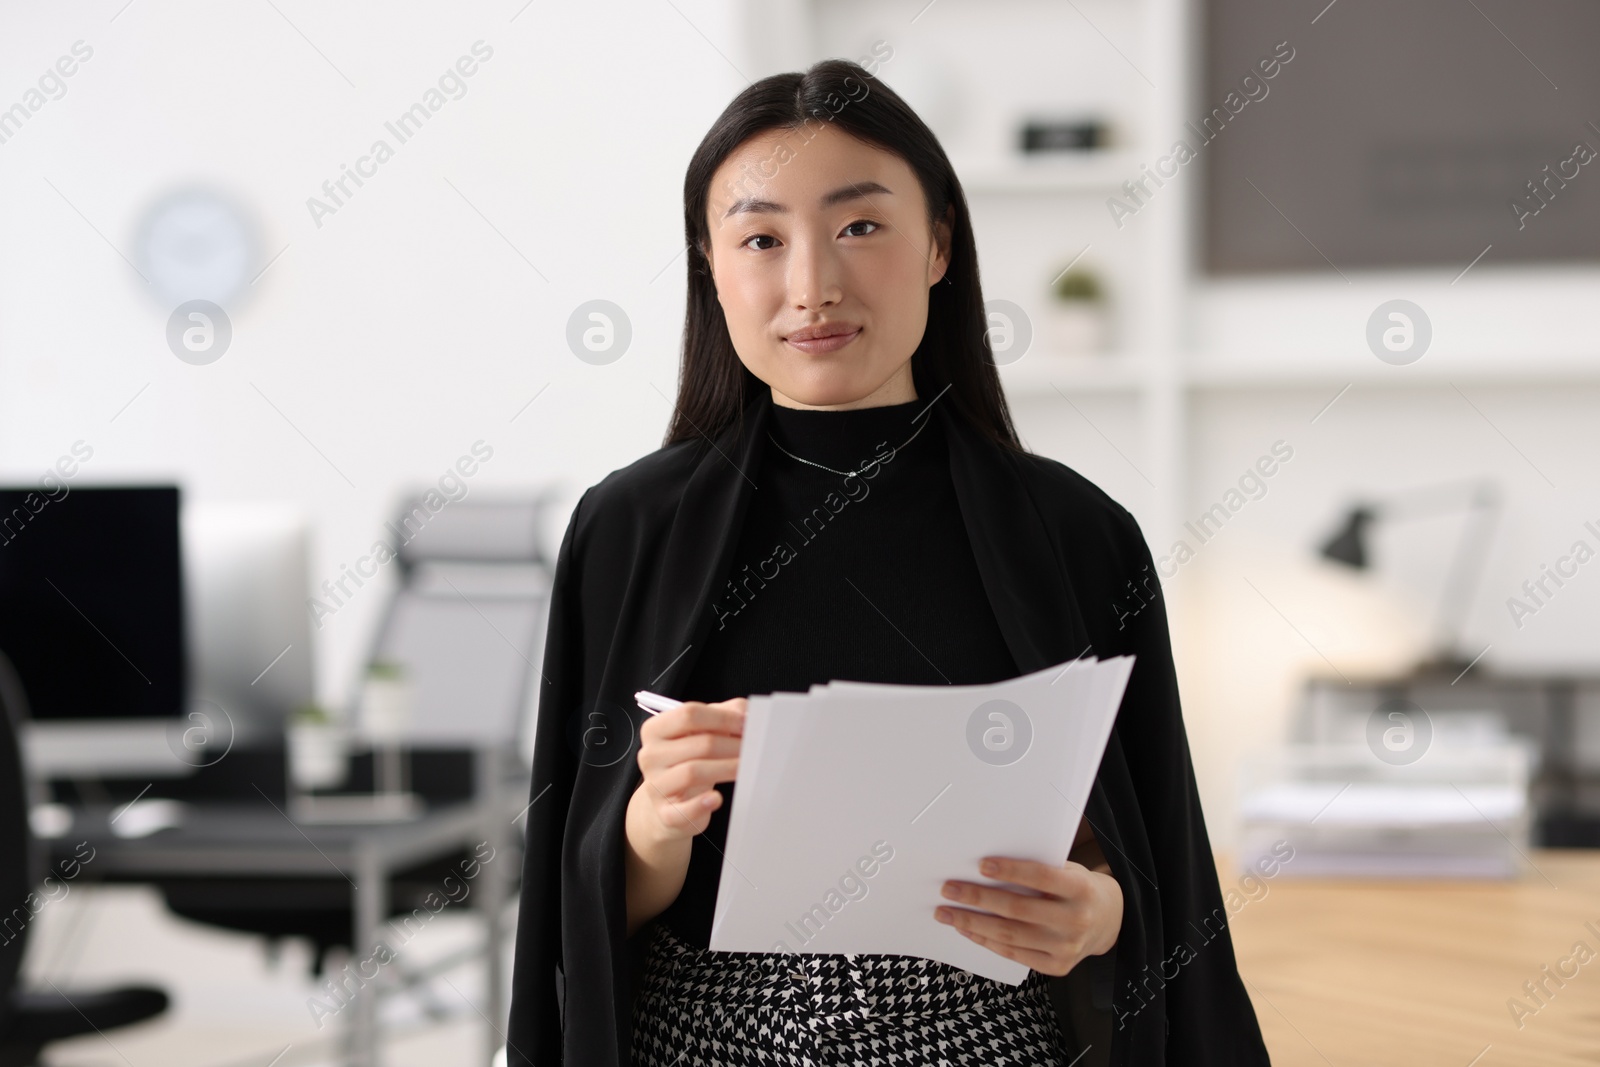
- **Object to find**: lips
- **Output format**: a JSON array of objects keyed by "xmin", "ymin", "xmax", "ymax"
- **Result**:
[
  {"xmin": 785, "ymin": 323, "xmax": 862, "ymax": 354},
  {"xmin": 786, "ymin": 322, "xmax": 859, "ymax": 342}
]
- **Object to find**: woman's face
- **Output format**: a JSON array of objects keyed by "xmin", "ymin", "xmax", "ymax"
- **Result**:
[{"xmin": 702, "ymin": 122, "xmax": 952, "ymax": 410}]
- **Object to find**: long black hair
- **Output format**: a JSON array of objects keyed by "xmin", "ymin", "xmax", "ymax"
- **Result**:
[{"xmin": 664, "ymin": 57, "xmax": 1023, "ymax": 453}]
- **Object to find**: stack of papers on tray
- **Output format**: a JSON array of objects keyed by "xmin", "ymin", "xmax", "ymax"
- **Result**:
[{"xmin": 708, "ymin": 653, "xmax": 1134, "ymax": 984}]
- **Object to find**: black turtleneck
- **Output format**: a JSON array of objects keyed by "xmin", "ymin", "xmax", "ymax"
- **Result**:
[{"xmin": 657, "ymin": 391, "xmax": 1020, "ymax": 949}]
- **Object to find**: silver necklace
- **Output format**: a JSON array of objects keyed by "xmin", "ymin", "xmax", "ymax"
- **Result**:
[{"xmin": 766, "ymin": 413, "xmax": 932, "ymax": 478}]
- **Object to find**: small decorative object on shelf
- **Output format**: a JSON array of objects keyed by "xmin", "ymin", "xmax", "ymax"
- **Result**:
[
  {"xmin": 1046, "ymin": 264, "xmax": 1111, "ymax": 354},
  {"xmin": 1020, "ymin": 116, "xmax": 1109, "ymax": 154},
  {"xmin": 286, "ymin": 702, "xmax": 348, "ymax": 793}
]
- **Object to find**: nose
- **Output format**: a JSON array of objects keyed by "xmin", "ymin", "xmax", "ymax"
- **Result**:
[{"xmin": 787, "ymin": 233, "xmax": 843, "ymax": 311}]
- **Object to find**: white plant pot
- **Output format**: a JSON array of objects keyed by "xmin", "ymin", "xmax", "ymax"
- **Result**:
[
  {"xmin": 288, "ymin": 723, "xmax": 348, "ymax": 791},
  {"xmin": 1046, "ymin": 302, "xmax": 1111, "ymax": 354},
  {"xmin": 361, "ymin": 676, "xmax": 413, "ymax": 745}
]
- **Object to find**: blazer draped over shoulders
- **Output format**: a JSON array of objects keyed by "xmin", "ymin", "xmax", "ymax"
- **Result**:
[{"xmin": 506, "ymin": 389, "xmax": 1271, "ymax": 1066}]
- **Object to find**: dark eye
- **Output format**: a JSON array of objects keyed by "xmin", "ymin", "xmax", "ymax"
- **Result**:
[
  {"xmin": 843, "ymin": 220, "xmax": 880, "ymax": 237},
  {"xmin": 742, "ymin": 234, "xmax": 777, "ymax": 251}
]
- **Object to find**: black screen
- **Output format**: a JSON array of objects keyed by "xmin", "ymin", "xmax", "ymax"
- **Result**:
[{"xmin": 0, "ymin": 485, "xmax": 185, "ymax": 720}]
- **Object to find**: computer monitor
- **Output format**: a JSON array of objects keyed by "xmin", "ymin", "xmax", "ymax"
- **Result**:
[
  {"xmin": 0, "ymin": 485, "xmax": 186, "ymax": 718},
  {"xmin": 0, "ymin": 485, "xmax": 191, "ymax": 776},
  {"xmin": 182, "ymin": 501, "xmax": 314, "ymax": 741}
]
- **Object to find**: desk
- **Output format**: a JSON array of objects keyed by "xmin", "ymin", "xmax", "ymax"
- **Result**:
[
  {"xmin": 1227, "ymin": 850, "xmax": 1600, "ymax": 1066},
  {"xmin": 46, "ymin": 797, "xmax": 517, "ymax": 1067}
]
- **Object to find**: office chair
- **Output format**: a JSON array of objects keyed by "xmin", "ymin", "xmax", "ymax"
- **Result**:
[
  {"xmin": 0, "ymin": 651, "xmax": 168, "ymax": 1067},
  {"xmin": 158, "ymin": 493, "xmax": 550, "ymax": 979}
]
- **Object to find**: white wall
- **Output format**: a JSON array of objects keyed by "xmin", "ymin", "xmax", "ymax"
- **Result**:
[{"xmin": 0, "ymin": 0, "xmax": 743, "ymax": 709}]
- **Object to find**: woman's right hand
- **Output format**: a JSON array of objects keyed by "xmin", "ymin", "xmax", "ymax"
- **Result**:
[{"xmin": 633, "ymin": 697, "xmax": 747, "ymax": 842}]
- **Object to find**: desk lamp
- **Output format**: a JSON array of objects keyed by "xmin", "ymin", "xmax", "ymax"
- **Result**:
[{"xmin": 1318, "ymin": 479, "xmax": 1501, "ymax": 678}]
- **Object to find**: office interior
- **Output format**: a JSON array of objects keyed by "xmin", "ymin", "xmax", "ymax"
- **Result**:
[{"xmin": 2, "ymin": 0, "xmax": 1598, "ymax": 1064}]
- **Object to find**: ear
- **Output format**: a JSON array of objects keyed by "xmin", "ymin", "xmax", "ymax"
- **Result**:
[{"xmin": 928, "ymin": 204, "xmax": 954, "ymax": 287}]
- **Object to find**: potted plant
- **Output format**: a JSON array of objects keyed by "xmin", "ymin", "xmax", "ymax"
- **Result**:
[
  {"xmin": 287, "ymin": 702, "xmax": 348, "ymax": 792},
  {"xmin": 1046, "ymin": 264, "xmax": 1111, "ymax": 354},
  {"xmin": 360, "ymin": 660, "xmax": 415, "ymax": 798},
  {"xmin": 360, "ymin": 660, "xmax": 412, "ymax": 744}
]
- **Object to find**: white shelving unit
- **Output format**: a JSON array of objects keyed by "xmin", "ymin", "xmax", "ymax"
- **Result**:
[
  {"xmin": 949, "ymin": 152, "xmax": 1146, "ymax": 194},
  {"xmin": 737, "ymin": 0, "xmax": 1196, "ymax": 546}
]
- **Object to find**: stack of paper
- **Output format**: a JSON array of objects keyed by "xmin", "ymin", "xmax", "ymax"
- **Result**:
[
  {"xmin": 1236, "ymin": 741, "xmax": 1535, "ymax": 880},
  {"xmin": 708, "ymin": 653, "xmax": 1134, "ymax": 984}
]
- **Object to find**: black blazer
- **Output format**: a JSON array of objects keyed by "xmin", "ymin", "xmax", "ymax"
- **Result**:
[{"xmin": 506, "ymin": 388, "xmax": 1271, "ymax": 1066}]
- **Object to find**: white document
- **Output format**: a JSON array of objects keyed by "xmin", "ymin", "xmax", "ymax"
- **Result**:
[{"xmin": 709, "ymin": 653, "xmax": 1134, "ymax": 984}]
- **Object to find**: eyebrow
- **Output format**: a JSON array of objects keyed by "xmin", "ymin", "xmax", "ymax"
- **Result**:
[{"xmin": 721, "ymin": 181, "xmax": 893, "ymax": 220}]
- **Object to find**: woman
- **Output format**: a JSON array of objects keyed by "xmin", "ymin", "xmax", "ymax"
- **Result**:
[{"xmin": 507, "ymin": 59, "xmax": 1269, "ymax": 1066}]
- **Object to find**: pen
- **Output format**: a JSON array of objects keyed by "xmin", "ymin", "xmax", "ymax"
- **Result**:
[{"xmin": 634, "ymin": 689, "xmax": 685, "ymax": 716}]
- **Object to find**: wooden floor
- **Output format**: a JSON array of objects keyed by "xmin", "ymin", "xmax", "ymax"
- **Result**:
[{"xmin": 1225, "ymin": 850, "xmax": 1600, "ymax": 1066}]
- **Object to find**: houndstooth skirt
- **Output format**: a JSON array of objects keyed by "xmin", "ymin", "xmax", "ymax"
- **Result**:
[{"xmin": 630, "ymin": 921, "xmax": 1072, "ymax": 1066}]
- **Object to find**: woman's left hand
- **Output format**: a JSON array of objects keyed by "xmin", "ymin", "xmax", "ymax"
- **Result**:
[{"xmin": 934, "ymin": 856, "xmax": 1122, "ymax": 977}]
